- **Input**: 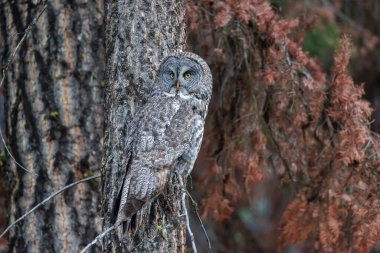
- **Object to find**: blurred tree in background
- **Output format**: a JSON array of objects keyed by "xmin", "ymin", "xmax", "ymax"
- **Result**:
[{"xmin": 0, "ymin": 0, "xmax": 379, "ymax": 252}]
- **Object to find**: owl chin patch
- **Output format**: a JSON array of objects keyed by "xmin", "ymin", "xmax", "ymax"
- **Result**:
[
  {"xmin": 163, "ymin": 92, "xmax": 176, "ymax": 97},
  {"xmin": 178, "ymin": 93, "xmax": 191, "ymax": 100}
]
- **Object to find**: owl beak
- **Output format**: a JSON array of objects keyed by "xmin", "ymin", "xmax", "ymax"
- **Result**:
[{"xmin": 176, "ymin": 81, "xmax": 181, "ymax": 90}]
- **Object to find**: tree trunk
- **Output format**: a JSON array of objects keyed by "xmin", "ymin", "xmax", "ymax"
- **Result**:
[
  {"xmin": 1, "ymin": 1, "xmax": 104, "ymax": 252},
  {"xmin": 102, "ymin": 0, "xmax": 187, "ymax": 252}
]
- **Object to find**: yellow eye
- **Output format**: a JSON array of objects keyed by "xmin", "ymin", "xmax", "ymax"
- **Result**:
[
  {"xmin": 169, "ymin": 72, "xmax": 175, "ymax": 79},
  {"xmin": 184, "ymin": 72, "xmax": 192, "ymax": 79}
]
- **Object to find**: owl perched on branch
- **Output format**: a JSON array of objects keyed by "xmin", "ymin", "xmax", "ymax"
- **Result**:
[{"xmin": 114, "ymin": 51, "xmax": 212, "ymax": 225}]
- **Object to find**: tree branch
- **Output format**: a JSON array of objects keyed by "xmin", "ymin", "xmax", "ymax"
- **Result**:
[
  {"xmin": 186, "ymin": 189, "xmax": 212, "ymax": 251},
  {"xmin": 80, "ymin": 225, "xmax": 116, "ymax": 253},
  {"xmin": 0, "ymin": 2, "xmax": 47, "ymax": 89}
]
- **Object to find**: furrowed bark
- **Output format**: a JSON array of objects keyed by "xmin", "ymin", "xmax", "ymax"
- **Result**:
[
  {"xmin": 1, "ymin": 1, "xmax": 104, "ymax": 252},
  {"xmin": 102, "ymin": 0, "xmax": 187, "ymax": 252}
]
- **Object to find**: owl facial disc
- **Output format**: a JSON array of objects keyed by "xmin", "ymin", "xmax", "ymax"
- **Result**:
[{"xmin": 158, "ymin": 56, "xmax": 204, "ymax": 100}]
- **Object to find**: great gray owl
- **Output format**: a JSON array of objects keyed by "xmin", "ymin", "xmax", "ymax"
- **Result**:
[{"xmin": 114, "ymin": 51, "xmax": 212, "ymax": 225}]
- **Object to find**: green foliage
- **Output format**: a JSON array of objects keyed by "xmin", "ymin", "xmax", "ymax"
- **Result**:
[
  {"xmin": 238, "ymin": 208, "xmax": 257, "ymax": 233},
  {"xmin": 157, "ymin": 225, "xmax": 168, "ymax": 240},
  {"xmin": 302, "ymin": 23, "xmax": 340, "ymax": 70},
  {"xmin": 270, "ymin": 0, "xmax": 287, "ymax": 8},
  {"xmin": 50, "ymin": 111, "xmax": 59, "ymax": 118},
  {"xmin": 83, "ymin": 171, "xmax": 94, "ymax": 178}
]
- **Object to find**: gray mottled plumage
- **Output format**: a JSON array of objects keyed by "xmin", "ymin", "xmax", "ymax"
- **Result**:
[{"xmin": 115, "ymin": 51, "xmax": 212, "ymax": 224}]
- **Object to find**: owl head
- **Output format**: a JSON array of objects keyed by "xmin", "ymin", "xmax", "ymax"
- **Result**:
[{"xmin": 157, "ymin": 51, "xmax": 212, "ymax": 103}]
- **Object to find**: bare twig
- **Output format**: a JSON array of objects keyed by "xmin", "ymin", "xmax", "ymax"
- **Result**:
[
  {"xmin": 0, "ymin": 124, "xmax": 34, "ymax": 174},
  {"xmin": 186, "ymin": 189, "xmax": 212, "ymax": 251},
  {"xmin": 0, "ymin": 3, "xmax": 48, "ymax": 174},
  {"xmin": 0, "ymin": 4, "xmax": 47, "ymax": 89},
  {"xmin": 176, "ymin": 173, "xmax": 198, "ymax": 253},
  {"xmin": 0, "ymin": 174, "xmax": 101, "ymax": 239},
  {"xmin": 80, "ymin": 225, "xmax": 115, "ymax": 253}
]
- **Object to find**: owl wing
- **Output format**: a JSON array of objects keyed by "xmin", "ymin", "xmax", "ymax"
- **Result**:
[{"xmin": 115, "ymin": 98, "xmax": 195, "ymax": 223}]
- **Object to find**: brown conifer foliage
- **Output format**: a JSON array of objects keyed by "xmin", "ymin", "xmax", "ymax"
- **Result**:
[{"xmin": 186, "ymin": 1, "xmax": 380, "ymax": 252}]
